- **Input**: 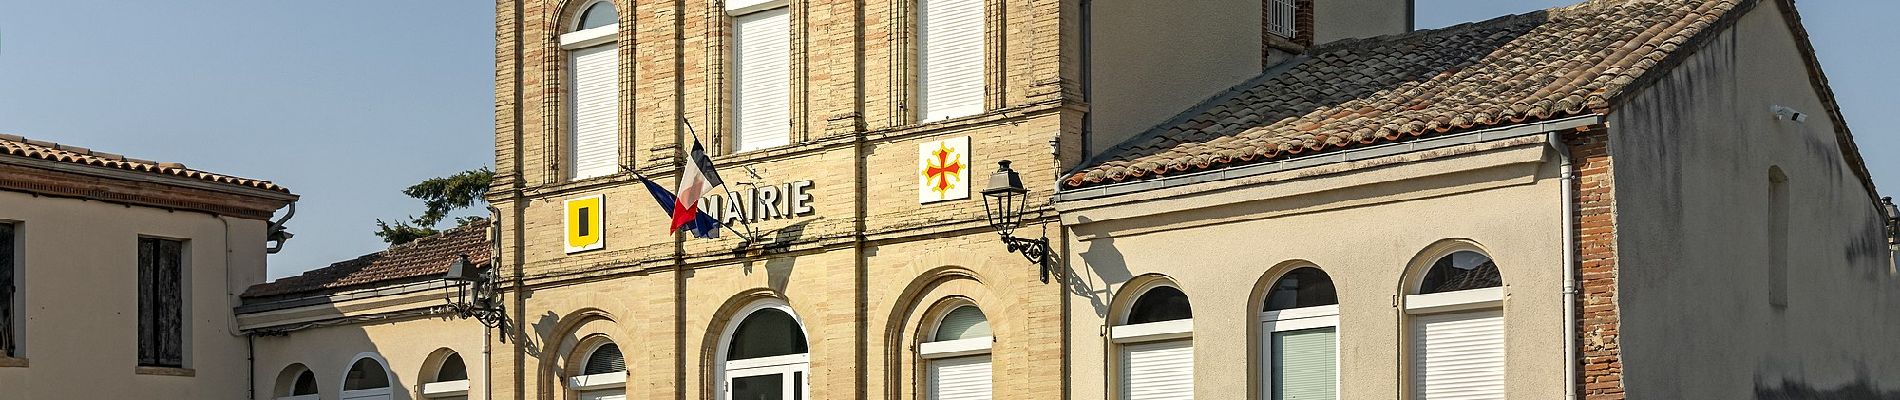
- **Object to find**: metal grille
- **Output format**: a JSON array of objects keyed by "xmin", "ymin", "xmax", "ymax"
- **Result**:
[{"xmin": 1268, "ymin": 0, "xmax": 1297, "ymax": 38}]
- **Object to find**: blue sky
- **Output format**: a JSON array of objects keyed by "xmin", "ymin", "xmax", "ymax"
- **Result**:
[{"xmin": 1, "ymin": 1, "xmax": 1895, "ymax": 279}]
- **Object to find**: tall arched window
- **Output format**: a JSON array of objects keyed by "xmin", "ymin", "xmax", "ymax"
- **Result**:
[
  {"xmin": 719, "ymin": 301, "xmax": 809, "ymax": 400},
  {"xmin": 728, "ymin": 0, "xmax": 793, "ymax": 152},
  {"xmin": 422, "ymin": 351, "xmax": 472, "ymax": 399},
  {"xmin": 561, "ymin": 0, "xmax": 621, "ymax": 180},
  {"xmin": 1110, "ymin": 281, "xmax": 1193, "ymax": 400},
  {"xmin": 341, "ymin": 356, "xmax": 394, "ymax": 400},
  {"xmin": 916, "ymin": 0, "xmax": 985, "ymax": 121},
  {"xmin": 1405, "ymin": 249, "xmax": 1505, "ymax": 400},
  {"xmin": 920, "ymin": 304, "xmax": 993, "ymax": 400},
  {"xmin": 1261, "ymin": 267, "xmax": 1339, "ymax": 400},
  {"xmin": 571, "ymin": 341, "xmax": 628, "ymax": 400},
  {"xmin": 275, "ymin": 364, "xmax": 320, "ymax": 400}
]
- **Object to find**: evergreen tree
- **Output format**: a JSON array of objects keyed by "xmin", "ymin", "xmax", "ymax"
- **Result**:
[{"xmin": 375, "ymin": 168, "xmax": 495, "ymax": 245}]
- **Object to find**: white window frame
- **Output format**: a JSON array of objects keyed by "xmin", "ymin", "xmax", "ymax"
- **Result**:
[
  {"xmin": 560, "ymin": 0, "xmax": 620, "ymax": 48},
  {"xmin": 916, "ymin": 0, "xmax": 987, "ymax": 121},
  {"xmin": 560, "ymin": 0, "xmax": 622, "ymax": 181},
  {"xmin": 338, "ymin": 353, "xmax": 396, "ymax": 400},
  {"xmin": 1403, "ymin": 247, "xmax": 1507, "ymax": 400},
  {"xmin": 1266, "ymin": 0, "xmax": 1296, "ymax": 38},
  {"xmin": 1403, "ymin": 287, "xmax": 1504, "ymax": 315},
  {"xmin": 727, "ymin": 0, "xmax": 794, "ymax": 153},
  {"xmin": 1260, "ymin": 304, "xmax": 1339, "ymax": 400},
  {"xmin": 421, "ymin": 380, "xmax": 471, "ymax": 398},
  {"xmin": 715, "ymin": 299, "xmax": 810, "ymax": 400}
]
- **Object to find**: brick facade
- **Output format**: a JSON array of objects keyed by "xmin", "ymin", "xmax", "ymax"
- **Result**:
[
  {"xmin": 488, "ymin": 0, "xmax": 1079, "ymax": 398},
  {"xmin": 1569, "ymin": 126, "xmax": 1624, "ymax": 400}
]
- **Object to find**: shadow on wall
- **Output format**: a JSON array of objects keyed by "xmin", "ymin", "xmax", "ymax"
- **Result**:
[
  {"xmin": 1756, "ymin": 377, "xmax": 1900, "ymax": 399},
  {"xmin": 1070, "ymin": 217, "xmax": 1128, "ymax": 318}
]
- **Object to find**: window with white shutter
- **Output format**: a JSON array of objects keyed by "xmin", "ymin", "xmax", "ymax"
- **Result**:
[
  {"xmin": 571, "ymin": 342, "xmax": 629, "ymax": 400},
  {"xmin": 1122, "ymin": 339, "xmax": 1194, "ymax": 400},
  {"xmin": 1261, "ymin": 267, "xmax": 1339, "ymax": 400},
  {"xmin": 562, "ymin": 0, "xmax": 621, "ymax": 180},
  {"xmin": 1405, "ymin": 250, "xmax": 1506, "ymax": 400},
  {"xmin": 1112, "ymin": 282, "xmax": 1195, "ymax": 400},
  {"xmin": 918, "ymin": 0, "xmax": 984, "ymax": 121},
  {"xmin": 922, "ymin": 305, "xmax": 993, "ymax": 400},
  {"xmin": 732, "ymin": 5, "xmax": 792, "ymax": 152}
]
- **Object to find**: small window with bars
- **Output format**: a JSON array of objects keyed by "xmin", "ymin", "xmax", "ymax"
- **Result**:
[
  {"xmin": 137, "ymin": 237, "xmax": 185, "ymax": 368},
  {"xmin": 1267, "ymin": 0, "xmax": 1297, "ymax": 39}
]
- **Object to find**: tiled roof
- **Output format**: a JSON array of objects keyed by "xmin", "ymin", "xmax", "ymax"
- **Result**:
[
  {"xmin": 0, "ymin": 133, "xmax": 290, "ymax": 193},
  {"xmin": 1065, "ymin": 0, "xmax": 1748, "ymax": 188},
  {"xmin": 243, "ymin": 221, "xmax": 493, "ymax": 299}
]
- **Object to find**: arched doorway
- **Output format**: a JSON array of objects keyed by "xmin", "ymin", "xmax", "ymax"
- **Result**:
[{"xmin": 718, "ymin": 301, "xmax": 809, "ymax": 400}]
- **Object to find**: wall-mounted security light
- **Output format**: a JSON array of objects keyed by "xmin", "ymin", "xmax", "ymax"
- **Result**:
[{"xmin": 1771, "ymin": 105, "xmax": 1809, "ymax": 123}]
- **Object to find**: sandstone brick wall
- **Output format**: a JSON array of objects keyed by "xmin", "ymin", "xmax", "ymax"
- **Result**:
[
  {"xmin": 489, "ymin": 0, "xmax": 1081, "ymax": 398},
  {"xmin": 1569, "ymin": 127, "xmax": 1623, "ymax": 400}
]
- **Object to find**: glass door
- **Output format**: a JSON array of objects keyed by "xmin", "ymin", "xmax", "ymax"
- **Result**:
[{"xmin": 726, "ymin": 356, "xmax": 807, "ymax": 400}]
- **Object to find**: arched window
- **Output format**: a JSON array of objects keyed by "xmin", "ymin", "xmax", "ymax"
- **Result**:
[
  {"xmin": 916, "ymin": 0, "xmax": 986, "ymax": 121},
  {"xmin": 1260, "ymin": 267, "xmax": 1339, "ymax": 400},
  {"xmin": 341, "ymin": 356, "xmax": 393, "ymax": 400},
  {"xmin": 275, "ymin": 364, "xmax": 319, "ymax": 400},
  {"xmin": 728, "ymin": 0, "xmax": 793, "ymax": 152},
  {"xmin": 561, "ymin": 0, "xmax": 622, "ymax": 180},
  {"xmin": 1405, "ymin": 249, "xmax": 1505, "ymax": 400},
  {"xmin": 1110, "ymin": 280, "xmax": 1193, "ymax": 400},
  {"xmin": 422, "ymin": 351, "xmax": 471, "ymax": 399},
  {"xmin": 571, "ymin": 341, "xmax": 628, "ymax": 400},
  {"xmin": 719, "ymin": 301, "xmax": 809, "ymax": 400},
  {"xmin": 920, "ymin": 304, "xmax": 993, "ymax": 400}
]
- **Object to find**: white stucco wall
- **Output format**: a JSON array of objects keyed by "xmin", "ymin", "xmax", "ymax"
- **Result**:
[
  {"xmin": 0, "ymin": 189, "xmax": 271, "ymax": 399},
  {"xmin": 1086, "ymin": 0, "xmax": 1262, "ymax": 156},
  {"xmin": 1607, "ymin": 1, "xmax": 1900, "ymax": 397},
  {"xmin": 1060, "ymin": 139, "xmax": 1571, "ymax": 399},
  {"xmin": 250, "ymin": 308, "xmax": 489, "ymax": 400}
]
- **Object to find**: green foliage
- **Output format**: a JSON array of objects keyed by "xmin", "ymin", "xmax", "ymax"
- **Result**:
[{"xmin": 375, "ymin": 168, "xmax": 495, "ymax": 245}]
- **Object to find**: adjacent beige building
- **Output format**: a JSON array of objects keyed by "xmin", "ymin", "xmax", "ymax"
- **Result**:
[
  {"xmin": 1058, "ymin": 0, "xmax": 1900, "ymax": 399},
  {"xmin": 0, "ymin": 134, "xmax": 297, "ymax": 399}
]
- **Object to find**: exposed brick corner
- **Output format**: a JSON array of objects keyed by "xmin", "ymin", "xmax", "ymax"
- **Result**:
[{"xmin": 1569, "ymin": 126, "xmax": 1625, "ymax": 400}]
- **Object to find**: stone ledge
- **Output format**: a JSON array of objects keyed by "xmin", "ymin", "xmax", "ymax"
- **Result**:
[{"xmin": 135, "ymin": 366, "xmax": 196, "ymax": 377}]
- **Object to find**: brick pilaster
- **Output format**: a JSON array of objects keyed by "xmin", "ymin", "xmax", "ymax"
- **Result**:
[{"xmin": 1570, "ymin": 127, "xmax": 1625, "ymax": 400}]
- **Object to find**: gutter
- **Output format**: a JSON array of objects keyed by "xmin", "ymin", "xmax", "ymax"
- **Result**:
[
  {"xmin": 0, "ymin": 154, "xmax": 298, "ymax": 202},
  {"xmin": 1547, "ymin": 131, "xmax": 1581, "ymax": 400},
  {"xmin": 1055, "ymin": 114, "xmax": 1608, "ymax": 202}
]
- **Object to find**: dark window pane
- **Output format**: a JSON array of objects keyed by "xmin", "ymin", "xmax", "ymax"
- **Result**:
[
  {"xmin": 1418, "ymin": 251, "xmax": 1502, "ymax": 294},
  {"xmin": 728, "ymin": 308, "xmax": 808, "ymax": 360},
  {"xmin": 583, "ymin": 343, "xmax": 625, "ymax": 375},
  {"xmin": 137, "ymin": 238, "xmax": 183, "ymax": 367},
  {"xmin": 1264, "ymin": 267, "xmax": 1338, "ymax": 311},
  {"xmin": 731, "ymin": 373, "xmax": 782, "ymax": 400},
  {"xmin": 1126, "ymin": 286, "xmax": 1192, "ymax": 324},
  {"xmin": 0, "ymin": 223, "xmax": 13, "ymax": 357},
  {"xmin": 437, "ymin": 353, "xmax": 468, "ymax": 382},
  {"xmin": 293, "ymin": 370, "xmax": 319, "ymax": 395},
  {"xmin": 345, "ymin": 358, "xmax": 391, "ymax": 390},
  {"xmin": 577, "ymin": 1, "xmax": 617, "ymax": 31}
]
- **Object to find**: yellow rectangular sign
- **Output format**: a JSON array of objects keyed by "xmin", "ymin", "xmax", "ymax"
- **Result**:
[{"xmin": 565, "ymin": 195, "xmax": 604, "ymax": 254}]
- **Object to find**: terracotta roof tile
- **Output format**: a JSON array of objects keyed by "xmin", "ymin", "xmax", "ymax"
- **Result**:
[
  {"xmin": 1065, "ymin": 0, "xmax": 1744, "ymax": 188},
  {"xmin": 0, "ymin": 133, "xmax": 291, "ymax": 193},
  {"xmin": 243, "ymin": 221, "xmax": 493, "ymax": 299}
]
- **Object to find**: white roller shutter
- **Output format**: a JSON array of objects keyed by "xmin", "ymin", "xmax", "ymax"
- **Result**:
[
  {"xmin": 569, "ymin": 44, "xmax": 620, "ymax": 180},
  {"xmin": 733, "ymin": 8, "xmax": 791, "ymax": 152},
  {"xmin": 928, "ymin": 355, "xmax": 993, "ymax": 400},
  {"xmin": 918, "ymin": 0, "xmax": 984, "ymax": 121},
  {"xmin": 1270, "ymin": 327, "xmax": 1336, "ymax": 400},
  {"xmin": 1122, "ymin": 339, "xmax": 1193, "ymax": 400},
  {"xmin": 1411, "ymin": 309, "xmax": 1505, "ymax": 400}
]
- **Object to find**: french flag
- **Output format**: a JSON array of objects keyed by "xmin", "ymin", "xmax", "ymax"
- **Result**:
[
  {"xmin": 670, "ymin": 139, "xmax": 726, "ymax": 236},
  {"xmin": 635, "ymin": 173, "xmax": 721, "ymax": 239}
]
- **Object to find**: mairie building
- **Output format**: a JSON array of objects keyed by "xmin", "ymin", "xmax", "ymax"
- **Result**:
[{"xmin": 7, "ymin": 0, "xmax": 1900, "ymax": 400}]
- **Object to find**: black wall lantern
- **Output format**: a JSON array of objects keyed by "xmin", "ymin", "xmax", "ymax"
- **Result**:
[
  {"xmin": 443, "ymin": 254, "xmax": 507, "ymax": 329},
  {"xmin": 1885, "ymin": 197, "xmax": 1899, "ymax": 246},
  {"xmin": 981, "ymin": 161, "xmax": 1053, "ymax": 282}
]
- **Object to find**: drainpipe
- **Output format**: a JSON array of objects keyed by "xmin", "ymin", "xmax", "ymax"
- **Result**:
[{"xmin": 1546, "ymin": 131, "xmax": 1580, "ymax": 400}]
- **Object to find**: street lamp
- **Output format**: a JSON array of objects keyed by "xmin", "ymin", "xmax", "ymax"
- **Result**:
[
  {"xmin": 443, "ymin": 254, "xmax": 507, "ymax": 329},
  {"xmin": 980, "ymin": 160, "xmax": 1053, "ymax": 282}
]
